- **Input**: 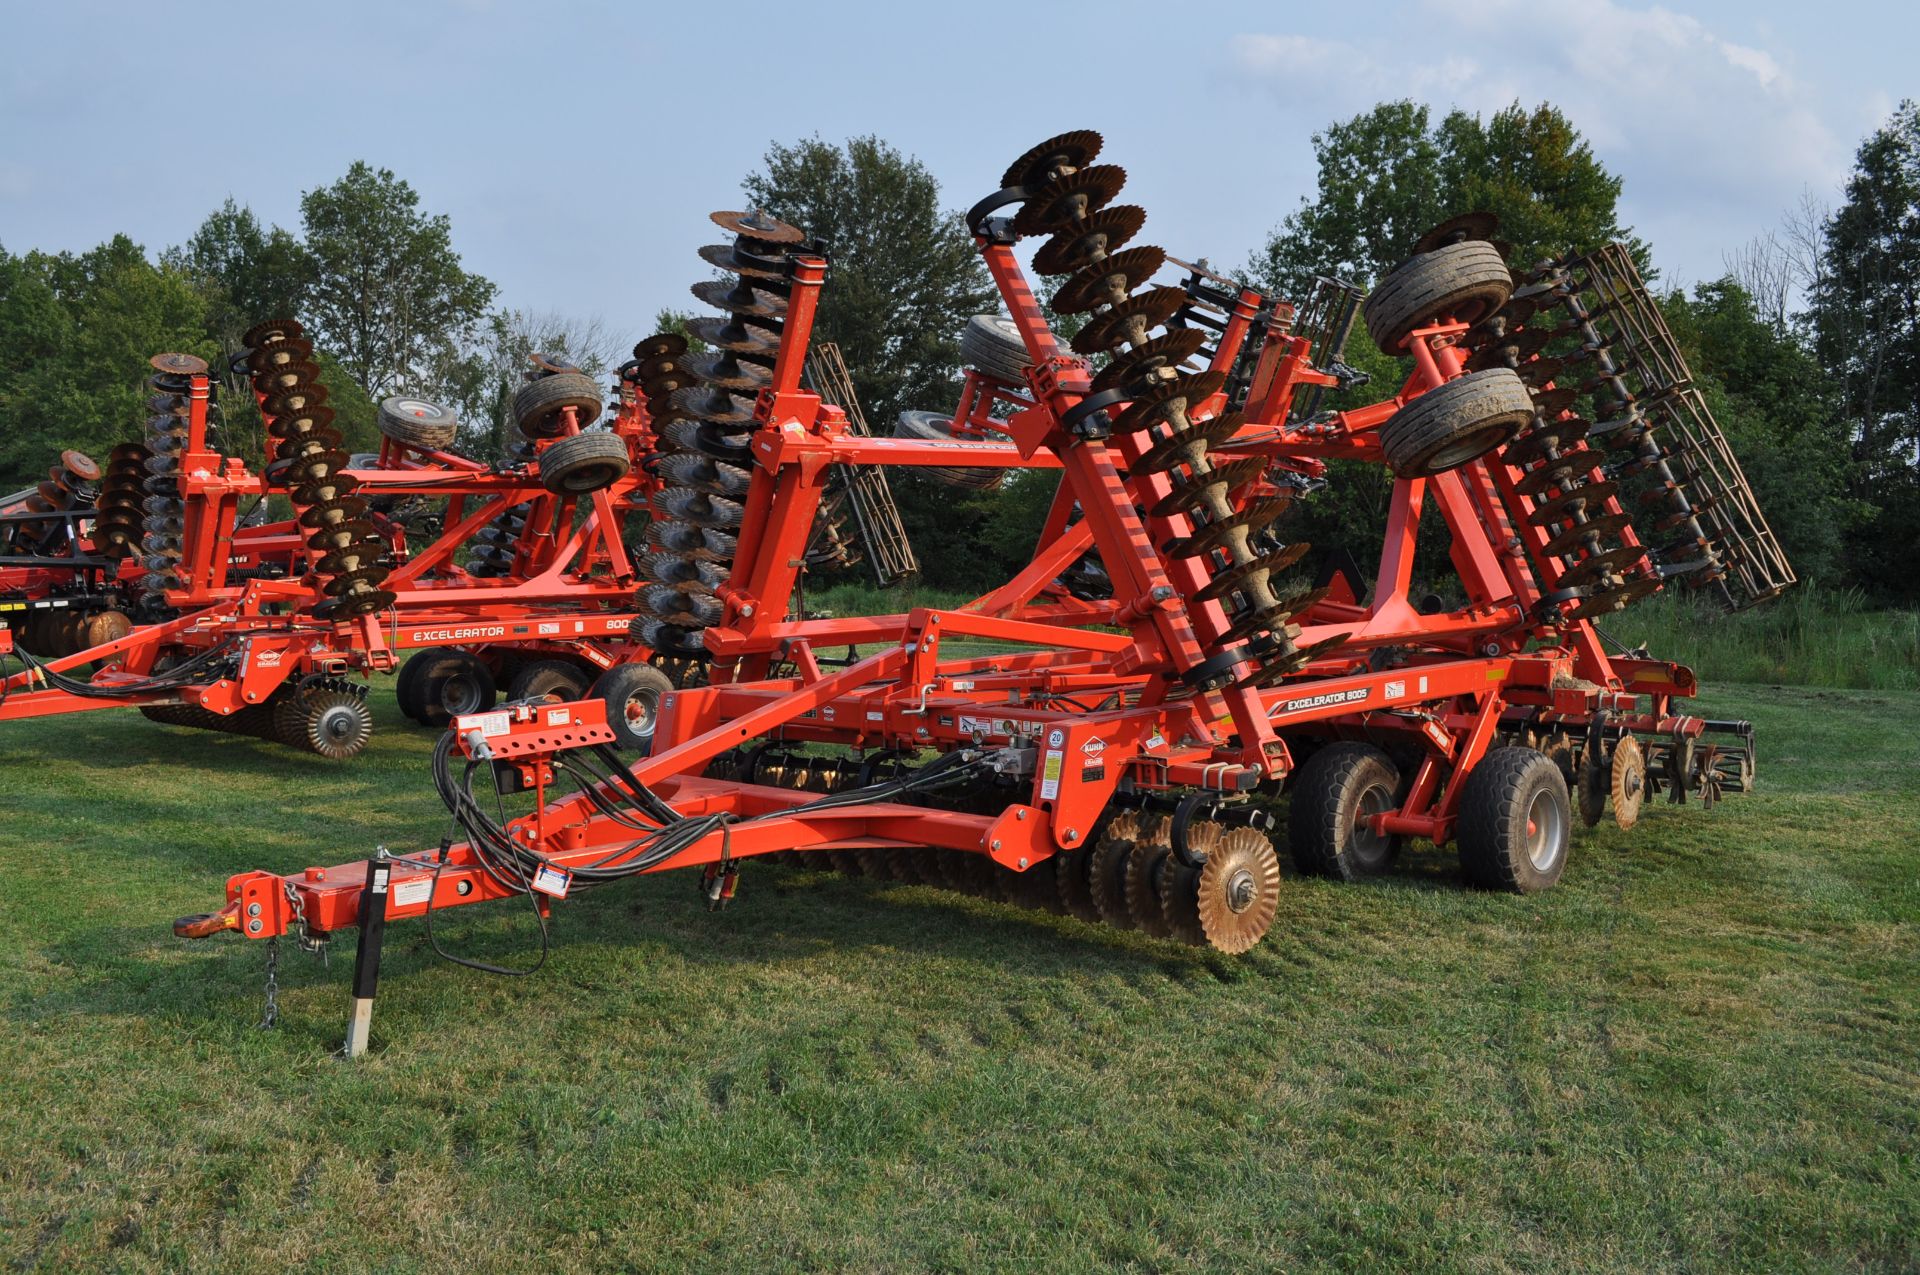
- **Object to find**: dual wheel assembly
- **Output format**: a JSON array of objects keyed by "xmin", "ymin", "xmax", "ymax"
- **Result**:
[{"xmin": 394, "ymin": 650, "xmax": 672, "ymax": 753}]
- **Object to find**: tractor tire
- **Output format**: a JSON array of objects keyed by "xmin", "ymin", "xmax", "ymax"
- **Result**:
[
  {"xmin": 539, "ymin": 431, "xmax": 631, "ymax": 494},
  {"xmin": 395, "ymin": 649, "xmax": 439, "ymax": 722},
  {"xmin": 1379, "ymin": 368, "xmax": 1533, "ymax": 478},
  {"xmin": 512, "ymin": 372, "xmax": 603, "ymax": 439},
  {"xmin": 1456, "ymin": 747, "xmax": 1572, "ymax": 894},
  {"xmin": 1287, "ymin": 741, "xmax": 1403, "ymax": 881},
  {"xmin": 416, "ymin": 651, "xmax": 497, "ymax": 726},
  {"xmin": 959, "ymin": 314, "xmax": 1032, "ymax": 383},
  {"xmin": 593, "ymin": 662, "xmax": 675, "ymax": 753},
  {"xmin": 377, "ymin": 396, "xmax": 459, "ymax": 451},
  {"xmin": 1363, "ymin": 239, "xmax": 1514, "ymax": 353},
  {"xmin": 893, "ymin": 409, "xmax": 1001, "ymax": 490},
  {"xmin": 507, "ymin": 659, "xmax": 590, "ymax": 705}
]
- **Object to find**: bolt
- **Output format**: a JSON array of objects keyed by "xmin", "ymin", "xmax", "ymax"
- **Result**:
[
  {"xmin": 991, "ymin": 839, "xmax": 1002, "ymax": 852},
  {"xmin": 1064, "ymin": 828, "xmax": 1078, "ymax": 843},
  {"xmin": 1015, "ymin": 809, "xmax": 1027, "ymax": 821},
  {"xmin": 246, "ymin": 902, "xmax": 261, "ymax": 917},
  {"xmin": 247, "ymin": 919, "xmax": 262, "ymax": 934},
  {"xmin": 1018, "ymin": 857, "xmax": 1028, "ymax": 869},
  {"xmin": 740, "ymin": 604, "xmax": 755, "ymax": 618}
]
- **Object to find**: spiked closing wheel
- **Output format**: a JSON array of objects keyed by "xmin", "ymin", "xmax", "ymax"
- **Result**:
[
  {"xmin": 1611, "ymin": 735, "xmax": 1646, "ymax": 829},
  {"xmin": 1195, "ymin": 827, "xmax": 1282, "ymax": 953},
  {"xmin": 295, "ymin": 690, "xmax": 373, "ymax": 759}
]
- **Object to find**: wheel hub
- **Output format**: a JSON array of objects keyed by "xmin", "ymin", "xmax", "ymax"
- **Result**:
[{"xmin": 1225, "ymin": 867, "xmax": 1257, "ymax": 914}]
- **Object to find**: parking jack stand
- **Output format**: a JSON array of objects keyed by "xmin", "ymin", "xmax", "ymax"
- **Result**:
[{"xmin": 342, "ymin": 857, "xmax": 390, "ymax": 1059}]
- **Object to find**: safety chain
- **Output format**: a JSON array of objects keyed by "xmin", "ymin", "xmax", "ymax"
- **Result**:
[{"xmin": 258, "ymin": 936, "xmax": 280, "ymax": 1030}]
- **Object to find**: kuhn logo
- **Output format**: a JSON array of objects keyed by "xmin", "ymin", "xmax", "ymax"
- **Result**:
[
  {"xmin": 254, "ymin": 650, "xmax": 282, "ymax": 667},
  {"xmin": 1081, "ymin": 738, "xmax": 1105, "ymax": 758}
]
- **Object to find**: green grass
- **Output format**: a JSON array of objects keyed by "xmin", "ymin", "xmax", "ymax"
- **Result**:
[
  {"xmin": 2, "ymin": 684, "xmax": 1916, "ymax": 1272},
  {"xmin": 1607, "ymin": 585, "xmax": 1920, "ymax": 691}
]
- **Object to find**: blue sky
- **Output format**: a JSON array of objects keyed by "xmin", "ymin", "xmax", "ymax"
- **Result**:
[{"xmin": 2, "ymin": 0, "xmax": 1910, "ymax": 342}]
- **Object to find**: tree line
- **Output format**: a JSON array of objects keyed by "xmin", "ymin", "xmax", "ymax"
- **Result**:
[{"xmin": 2, "ymin": 102, "xmax": 1916, "ymax": 601}]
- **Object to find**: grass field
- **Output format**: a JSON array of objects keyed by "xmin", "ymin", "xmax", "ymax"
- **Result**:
[{"xmin": 2, "ymin": 682, "xmax": 1916, "ymax": 1272}]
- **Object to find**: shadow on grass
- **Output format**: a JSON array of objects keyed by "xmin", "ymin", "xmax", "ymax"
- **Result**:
[{"xmin": 10, "ymin": 845, "xmax": 1381, "ymax": 1033}]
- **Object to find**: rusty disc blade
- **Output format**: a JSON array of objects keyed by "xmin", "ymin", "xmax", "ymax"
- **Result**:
[
  {"xmin": 711, "ymin": 209, "xmax": 805, "ymax": 244},
  {"xmin": 1050, "ymin": 246, "xmax": 1169, "ymax": 315},
  {"xmin": 1557, "ymin": 544, "xmax": 1648, "ymax": 587},
  {"xmin": 690, "ymin": 278, "xmax": 787, "ymax": 320},
  {"xmin": 322, "ymin": 564, "xmax": 393, "ymax": 597},
  {"xmin": 1010, "ymin": 165, "xmax": 1128, "ymax": 238},
  {"xmin": 1091, "ymin": 329, "xmax": 1209, "ymax": 397},
  {"xmin": 316, "ymin": 540, "xmax": 388, "ymax": 576},
  {"xmin": 243, "ymin": 317, "xmax": 305, "ymax": 347},
  {"xmin": 1412, "ymin": 211, "xmax": 1500, "ymax": 256},
  {"xmin": 697, "ymin": 241, "xmax": 788, "ymax": 282},
  {"xmin": 1502, "ymin": 419, "xmax": 1590, "ymax": 467},
  {"xmin": 1162, "ymin": 501, "xmax": 1290, "ymax": 559},
  {"xmin": 684, "ymin": 315, "xmax": 781, "ymax": 358},
  {"xmin": 1219, "ymin": 586, "xmax": 1325, "ymax": 644},
  {"xmin": 297, "ymin": 495, "xmax": 371, "ymax": 529},
  {"xmin": 1191, "ymin": 544, "xmax": 1312, "ymax": 604},
  {"xmin": 306, "ymin": 519, "xmax": 380, "ymax": 552},
  {"xmin": 633, "ymin": 332, "xmax": 690, "ymax": 362},
  {"xmin": 1528, "ymin": 480, "xmax": 1619, "ymax": 526},
  {"xmin": 245, "ymin": 338, "xmax": 314, "ymax": 372},
  {"xmin": 1001, "ymin": 130, "xmax": 1104, "ymax": 192},
  {"xmin": 1031, "ymin": 205, "xmax": 1147, "ymax": 275},
  {"xmin": 681, "ymin": 350, "xmax": 773, "ymax": 392},
  {"xmin": 1514, "ymin": 457, "xmax": 1590, "ymax": 498},
  {"xmin": 261, "ymin": 384, "xmax": 330, "ymax": 417},
  {"xmin": 149, "ymin": 352, "xmax": 208, "ymax": 377},
  {"xmin": 1110, "ymin": 370, "xmax": 1228, "ymax": 436},
  {"xmin": 1513, "ymin": 356, "xmax": 1565, "ymax": 389},
  {"xmin": 1540, "ymin": 512, "xmax": 1633, "ymax": 557},
  {"xmin": 1465, "ymin": 327, "xmax": 1552, "ymax": 371},
  {"xmin": 1146, "ymin": 456, "xmax": 1270, "ymax": 520},
  {"xmin": 254, "ymin": 361, "xmax": 321, "ymax": 393},
  {"xmin": 670, "ymin": 386, "xmax": 758, "ymax": 426},
  {"xmin": 1071, "ymin": 286, "xmax": 1187, "ymax": 357},
  {"xmin": 1130, "ymin": 412, "xmax": 1246, "ymax": 475}
]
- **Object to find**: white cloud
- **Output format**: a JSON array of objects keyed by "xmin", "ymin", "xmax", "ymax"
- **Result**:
[{"xmin": 1229, "ymin": 0, "xmax": 1852, "ymax": 284}]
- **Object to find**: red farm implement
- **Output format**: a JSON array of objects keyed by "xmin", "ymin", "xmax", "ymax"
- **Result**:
[{"xmin": 148, "ymin": 131, "xmax": 1789, "ymax": 1051}]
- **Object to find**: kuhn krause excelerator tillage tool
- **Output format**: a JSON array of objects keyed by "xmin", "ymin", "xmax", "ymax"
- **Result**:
[{"xmin": 170, "ymin": 131, "xmax": 1789, "ymax": 1051}]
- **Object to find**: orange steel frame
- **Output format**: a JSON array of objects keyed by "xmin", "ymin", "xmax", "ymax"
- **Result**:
[{"xmin": 184, "ymin": 235, "xmax": 1723, "ymax": 970}]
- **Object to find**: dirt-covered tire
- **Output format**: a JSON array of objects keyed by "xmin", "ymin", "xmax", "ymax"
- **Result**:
[
  {"xmin": 539, "ymin": 431, "xmax": 631, "ymax": 494},
  {"xmin": 593, "ymin": 662, "xmax": 674, "ymax": 753},
  {"xmin": 1363, "ymin": 239, "xmax": 1514, "ymax": 353},
  {"xmin": 893, "ymin": 409, "xmax": 1001, "ymax": 489},
  {"xmin": 1287, "ymin": 742, "xmax": 1403, "ymax": 880},
  {"xmin": 512, "ymin": 372, "xmax": 604, "ymax": 439},
  {"xmin": 1457, "ymin": 747, "xmax": 1572, "ymax": 894},
  {"xmin": 414, "ymin": 651, "xmax": 497, "ymax": 726},
  {"xmin": 377, "ymin": 396, "xmax": 459, "ymax": 451},
  {"xmin": 1379, "ymin": 368, "xmax": 1533, "ymax": 478},
  {"xmin": 506, "ymin": 659, "xmax": 590, "ymax": 704},
  {"xmin": 395, "ymin": 649, "xmax": 440, "ymax": 722},
  {"xmin": 959, "ymin": 314, "xmax": 1032, "ymax": 383}
]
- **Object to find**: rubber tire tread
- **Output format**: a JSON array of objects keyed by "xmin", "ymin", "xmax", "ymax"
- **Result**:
[
  {"xmin": 893, "ymin": 409, "xmax": 1000, "ymax": 489},
  {"xmin": 959, "ymin": 314, "xmax": 1032, "ymax": 383},
  {"xmin": 1363, "ymin": 239, "xmax": 1514, "ymax": 353},
  {"xmin": 1456, "ymin": 747, "xmax": 1572, "ymax": 894},
  {"xmin": 1379, "ymin": 368, "xmax": 1533, "ymax": 478},
  {"xmin": 377, "ymin": 396, "xmax": 459, "ymax": 450},
  {"xmin": 506, "ymin": 659, "xmax": 591, "ymax": 704},
  {"xmin": 1286, "ymin": 741, "xmax": 1402, "ymax": 881},
  {"xmin": 513, "ymin": 373, "xmax": 604, "ymax": 439},
  {"xmin": 592, "ymin": 662, "xmax": 675, "ymax": 753},
  {"xmin": 539, "ymin": 431, "xmax": 631, "ymax": 494}
]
